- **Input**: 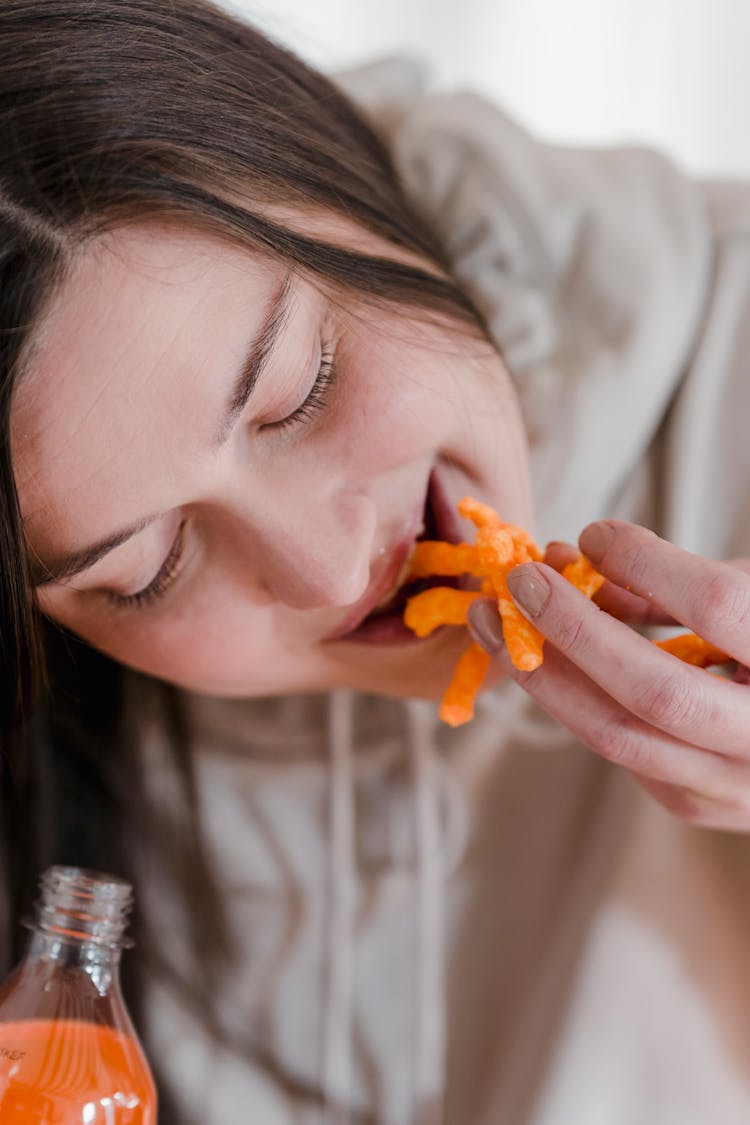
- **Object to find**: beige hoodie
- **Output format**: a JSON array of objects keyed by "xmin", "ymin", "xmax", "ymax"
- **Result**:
[{"xmin": 138, "ymin": 61, "xmax": 750, "ymax": 1125}]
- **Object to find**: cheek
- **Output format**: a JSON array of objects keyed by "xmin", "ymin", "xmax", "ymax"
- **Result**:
[
  {"xmin": 336, "ymin": 335, "xmax": 523, "ymax": 502},
  {"xmin": 333, "ymin": 341, "xmax": 458, "ymax": 469},
  {"xmin": 53, "ymin": 605, "xmax": 297, "ymax": 695},
  {"xmin": 43, "ymin": 573, "xmax": 338, "ymax": 696}
]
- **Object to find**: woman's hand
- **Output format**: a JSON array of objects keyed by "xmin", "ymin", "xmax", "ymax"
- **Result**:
[{"xmin": 467, "ymin": 519, "xmax": 750, "ymax": 831}]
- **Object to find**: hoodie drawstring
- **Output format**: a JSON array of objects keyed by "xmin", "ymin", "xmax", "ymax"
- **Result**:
[
  {"xmin": 324, "ymin": 693, "xmax": 446, "ymax": 1124},
  {"xmin": 408, "ymin": 700, "xmax": 446, "ymax": 1125},
  {"xmin": 324, "ymin": 689, "xmax": 355, "ymax": 1123}
]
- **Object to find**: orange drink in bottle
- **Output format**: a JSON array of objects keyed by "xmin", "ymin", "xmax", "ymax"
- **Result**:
[{"xmin": 0, "ymin": 866, "xmax": 156, "ymax": 1122}]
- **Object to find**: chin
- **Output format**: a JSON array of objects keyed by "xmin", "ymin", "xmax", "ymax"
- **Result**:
[
  {"xmin": 377, "ymin": 658, "xmax": 507, "ymax": 705},
  {"xmin": 327, "ymin": 629, "xmax": 489, "ymax": 703}
]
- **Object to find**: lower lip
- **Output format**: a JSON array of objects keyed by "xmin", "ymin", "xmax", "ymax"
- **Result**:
[{"xmin": 333, "ymin": 608, "xmax": 437, "ymax": 645}]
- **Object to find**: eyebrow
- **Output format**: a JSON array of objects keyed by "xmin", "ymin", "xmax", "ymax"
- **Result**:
[
  {"xmin": 32, "ymin": 272, "xmax": 294, "ymax": 587},
  {"xmin": 212, "ymin": 271, "xmax": 293, "ymax": 446}
]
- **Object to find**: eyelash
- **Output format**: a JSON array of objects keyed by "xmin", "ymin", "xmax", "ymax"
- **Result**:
[
  {"xmin": 106, "ymin": 347, "xmax": 338, "ymax": 612},
  {"xmin": 268, "ymin": 347, "xmax": 337, "ymax": 432},
  {"xmin": 106, "ymin": 520, "xmax": 187, "ymax": 611}
]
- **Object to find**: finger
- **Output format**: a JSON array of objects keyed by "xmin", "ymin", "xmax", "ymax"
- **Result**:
[
  {"xmin": 632, "ymin": 773, "xmax": 750, "ymax": 831},
  {"xmin": 601, "ymin": 557, "xmax": 750, "ymax": 626},
  {"xmin": 501, "ymin": 561, "xmax": 750, "ymax": 758},
  {"xmin": 578, "ymin": 520, "xmax": 750, "ymax": 665},
  {"xmin": 543, "ymin": 540, "xmax": 579, "ymax": 572},
  {"xmin": 589, "ymin": 580, "xmax": 678, "ymax": 626},
  {"xmin": 467, "ymin": 602, "xmax": 742, "ymax": 791},
  {"xmin": 545, "ymin": 539, "xmax": 677, "ymax": 625}
]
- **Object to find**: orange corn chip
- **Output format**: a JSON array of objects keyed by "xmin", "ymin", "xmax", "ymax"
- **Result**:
[
  {"xmin": 655, "ymin": 634, "xmax": 730, "ymax": 667},
  {"xmin": 439, "ymin": 643, "xmax": 492, "ymax": 726},
  {"xmin": 404, "ymin": 495, "xmax": 736, "ymax": 726},
  {"xmin": 409, "ymin": 540, "xmax": 481, "ymax": 579},
  {"xmin": 403, "ymin": 587, "xmax": 482, "ymax": 638},
  {"xmin": 562, "ymin": 555, "xmax": 606, "ymax": 599},
  {"xmin": 474, "ymin": 524, "xmax": 517, "ymax": 572},
  {"xmin": 457, "ymin": 496, "xmax": 502, "ymax": 528},
  {"xmin": 459, "ymin": 497, "xmax": 543, "ymax": 561},
  {"xmin": 475, "ymin": 524, "xmax": 545, "ymax": 670},
  {"xmin": 496, "ymin": 598, "xmax": 545, "ymax": 671}
]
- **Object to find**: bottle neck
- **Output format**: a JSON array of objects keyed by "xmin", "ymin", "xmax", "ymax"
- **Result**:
[
  {"xmin": 22, "ymin": 926, "xmax": 123, "ymax": 999},
  {"xmin": 25, "ymin": 926, "xmax": 124, "ymax": 968},
  {"xmin": 32, "ymin": 865, "xmax": 134, "ymax": 947},
  {"xmin": 20, "ymin": 866, "xmax": 134, "ymax": 991},
  {"xmin": 0, "ymin": 867, "xmax": 137, "ymax": 1028}
]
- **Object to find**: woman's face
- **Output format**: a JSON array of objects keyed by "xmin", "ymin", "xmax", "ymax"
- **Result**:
[{"xmin": 12, "ymin": 221, "xmax": 533, "ymax": 702}]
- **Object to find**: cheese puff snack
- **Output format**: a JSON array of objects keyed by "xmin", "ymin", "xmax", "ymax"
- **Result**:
[
  {"xmin": 653, "ymin": 634, "xmax": 730, "ymax": 667},
  {"xmin": 404, "ymin": 497, "xmax": 732, "ymax": 726}
]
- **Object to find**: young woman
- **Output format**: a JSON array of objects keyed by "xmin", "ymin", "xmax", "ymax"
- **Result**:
[{"xmin": 2, "ymin": 2, "xmax": 750, "ymax": 1122}]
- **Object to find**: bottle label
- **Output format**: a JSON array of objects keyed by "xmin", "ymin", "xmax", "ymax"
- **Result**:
[{"xmin": 0, "ymin": 1045, "xmax": 26, "ymax": 1061}]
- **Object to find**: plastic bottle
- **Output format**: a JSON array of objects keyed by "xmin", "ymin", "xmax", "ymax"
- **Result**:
[{"xmin": 0, "ymin": 865, "xmax": 157, "ymax": 1122}]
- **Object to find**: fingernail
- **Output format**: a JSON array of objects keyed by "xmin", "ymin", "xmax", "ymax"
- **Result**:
[
  {"xmin": 579, "ymin": 521, "xmax": 615, "ymax": 564},
  {"xmin": 467, "ymin": 599, "xmax": 506, "ymax": 653},
  {"xmin": 506, "ymin": 565, "xmax": 550, "ymax": 616}
]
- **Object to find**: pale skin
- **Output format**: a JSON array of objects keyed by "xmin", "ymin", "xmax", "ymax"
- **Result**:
[
  {"xmin": 13, "ymin": 220, "xmax": 531, "ymax": 701},
  {"xmin": 10, "ymin": 217, "xmax": 750, "ymax": 832},
  {"xmin": 470, "ymin": 534, "xmax": 750, "ymax": 832}
]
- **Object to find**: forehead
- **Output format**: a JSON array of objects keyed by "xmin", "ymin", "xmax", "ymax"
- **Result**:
[{"xmin": 11, "ymin": 225, "xmax": 280, "ymax": 561}]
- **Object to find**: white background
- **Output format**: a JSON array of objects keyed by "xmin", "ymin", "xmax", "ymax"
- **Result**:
[{"xmin": 221, "ymin": 0, "xmax": 750, "ymax": 179}]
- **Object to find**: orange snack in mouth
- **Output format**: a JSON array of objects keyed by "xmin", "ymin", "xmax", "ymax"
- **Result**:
[
  {"xmin": 404, "ymin": 587, "xmax": 483, "ymax": 636},
  {"xmin": 403, "ymin": 496, "xmax": 733, "ymax": 726}
]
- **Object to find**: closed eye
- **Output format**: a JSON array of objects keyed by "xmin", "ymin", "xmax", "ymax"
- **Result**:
[
  {"xmin": 102, "ymin": 346, "xmax": 338, "ymax": 612},
  {"xmin": 266, "ymin": 347, "xmax": 337, "ymax": 432},
  {"xmin": 105, "ymin": 520, "xmax": 187, "ymax": 611}
]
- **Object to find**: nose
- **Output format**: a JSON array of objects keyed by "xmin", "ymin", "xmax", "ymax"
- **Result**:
[{"xmin": 234, "ymin": 487, "xmax": 376, "ymax": 611}]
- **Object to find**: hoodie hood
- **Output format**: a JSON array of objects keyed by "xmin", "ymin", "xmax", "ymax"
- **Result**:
[{"xmin": 341, "ymin": 58, "xmax": 712, "ymax": 544}]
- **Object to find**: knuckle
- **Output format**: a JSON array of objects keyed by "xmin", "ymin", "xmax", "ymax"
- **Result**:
[
  {"xmin": 512, "ymin": 664, "xmax": 544, "ymax": 691},
  {"xmin": 666, "ymin": 790, "xmax": 705, "ymax": 824},
  {"xmin": 616, "ymin": 535, "xmax": 654, "ymax": 588},
  {"xmin": 595, "ymin": 714, "xmax": 652, "ymax": 771},
  {"xmin": 728, "ymin": 790, "xmax": 750, "ymax": 818},
  {"xmin": 715, "ymin": 770, "xmax": 750, "ymax": 815},
  {"xmin": 552, "ymin": 609, "xmax": 590, "ymax": 658},
  {"xmin": 680, "ymin": 804, "xmax": 714, "ymax": 827},
  {"xmin": 694, "ymin": 572, "xmax": 750, "ymax": 636},
  {"xmin": 638, "ymin": 671, "xmax": 705, "ymax": 730}
]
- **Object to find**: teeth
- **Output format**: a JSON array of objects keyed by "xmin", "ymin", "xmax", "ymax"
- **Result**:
[{"xmin": 372, "ymin": 544, "xmax": 417, "ymax": 613}]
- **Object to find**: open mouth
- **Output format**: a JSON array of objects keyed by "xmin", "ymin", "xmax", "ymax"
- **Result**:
[
  {"xmin": 329, "ymin": 469, "xmax": 466, "ymax": 645},
  {"xmin": 369, "ymin": 481, "xmax": 458, "ymax": 616}
]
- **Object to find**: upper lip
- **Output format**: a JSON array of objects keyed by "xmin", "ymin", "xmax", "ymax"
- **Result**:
[
  {"xmin": 322, "ymin": 506, "xmax": 424, "ymax": 641},
  {"xmin": 322, "ymin": 468, "xmax": 465, "ymax": 642}
]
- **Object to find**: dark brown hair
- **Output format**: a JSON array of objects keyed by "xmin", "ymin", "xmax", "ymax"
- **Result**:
[{"xmin": 0, "ymin": 1, "xmax": 487, "ymax": 1116}]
